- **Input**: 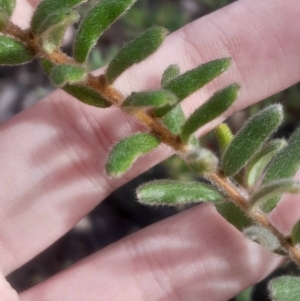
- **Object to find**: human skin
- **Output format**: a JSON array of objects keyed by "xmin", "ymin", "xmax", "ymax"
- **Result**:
[{"xmin": 1, "ymin": 0, "xmax": 300, "ymax": 300}]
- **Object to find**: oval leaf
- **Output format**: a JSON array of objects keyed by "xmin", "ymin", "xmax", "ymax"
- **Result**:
[
  {"xmin": 63, "ymin": 84, "xmax": 111, "ymax": 108},
  {"xmin": 215, "ymin": 201, "xmax": 252, "ymax": 231},
  {"xmin": 243, "ymin": 226, "xmax": 280, "ymax": 251},
  {"xmin": 122, "ymin": 90, "xmax": 177, "ymax": 108},
  {"xmin": 37, "ymin": 9, "xmax": 79, "ymax": 53},
  {"xmin": 181, "ymin": 83, "xmax": 240, "ymax": 144},
  {"xmin": 0, "ymin": 35, "xmax": 34, "ymax": 65},
  {"xmin": 0, "ymin": 0, "xmax": 16, "ymax": 29},
  {"xmin": 261, "ymin": 128, "xmax": 300, "ymax": 212},
  {"xmin": 106, "ymin": 133, "xmax": 159, "ymax": 176},
  {"xmin": 137, "ymin": 180, "xmax": 223, "ymax": 205},
  {"xmin": 250, "ymin": 179, "xmax": 300, "ymax": 211},
  {"xmin": 74, "ymin": 0, "xmax": 137, "ymax": 63},
  {"xmin": 291, "ymin": 220, "xmax": 300, "ymax": 246},
  {"xmin": 222, "ymin": 104, "xmax": 283, "ymax": 176},
  {"xmin": 154, "ymin": 58, "xmax": 231, "ymax": 117},
  {"xmin": 214, "ymin": 123, "xmax": 233, "ymax": 154},
  {"xmin": 245, "ymin": 139, "xmax": 287, "ymax": 188},
  {"xmin": 106, "ymin": 26, "xmax": 167, "ymax": 83},
  {"xmin": 50, "ymin": 64, "xmax": 87, "ymax": 87},
  {"xmin": 31, "ymin": 0, "xmax": 87, "ymax": 34},
  {"xmin": 161, "ymin": 104, "xmax": 186, "ymax": 135},
  {"xmin": 269, "ymin": 276, "xmax": 300, "ymax": 301},
  {"xmin": 161, "ymin": 64, "xmax": 180, "ymax": 86}
]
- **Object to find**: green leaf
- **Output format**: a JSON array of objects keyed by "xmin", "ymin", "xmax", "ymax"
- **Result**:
[
  {"xmin": 245, "ymin": 139, "xmax": 287, "ymax": 188},
  {"xmin": 161, "ymin": 105, "xmax": 198, "ymax": 146},
  {"xmin": 106, "ymin": 26, "xmax": 167, "ymax": 83},
  {"xmin": 222, "ymin": 104, "xmax": 283, "ymax": 176},
  {"xmin": 183, "ymin": 147, "xmax": 218, "ymax": 174},
  {"xmin": 161, "ymin": 105, "xmax": 186, "ymax": 135},
  {"xmin": 122, "ymin": 90, "xmax": 177, "ymax": 108},
  {"xmin": 0, "ymin": 0, "xmax": 16, "ymax": 29},
  {"xmin": 250, "ymin": 179, "xmax": 300, "ymax": 211},
  {"xmin": 269, "ymin": 276, "xmax": 300, "ymax": 301},
  {"xmin": 215, "ymin": 201, "xmax": 252, "ymax": 230},
  {"xmin": 74, "ymin": 0, "xmax": 137, "ymax": 63},
  {"xmin": 31, "ymin": 0, "xmax": 87, "ymax": 34},
  {"xmin": 154, "ymin": 58, "xmax": 231, "ymax": 117},
  {"xmin": 137, "ymin": 180, "xmax": 223, "ymax": 205},
  {"xmin": 0, "ymin": 35, "xmax": 34, "ymax": 65},
  {"xmin": 261, "ymin": 128, "xmax": 300, "ymax": 212},
  {"xmin": 63, "ymin": 84, "xmax": 111, "ymax": 108},
  {"xmin": 106, "ymin": 133, "xmax": 159, "ymax": 176},
  {"xmin": 291, "ymin": 220, "xmax": 300, "ymax": 245},
  {"xmin": 235, "ymin": 288, "xmax": 253, "ymax": 301},
  {"xmin": 180, "ymin": 83, "xmax": 240, "ymax": 144},
  {"xmin": 243, "ymin": 226, "xmax": 280, "ymax": 251},
  {"xmin": 161, "ymin": 64, "xmax": 180, "ymax": 86},
  {"xmin": 37, "ymin": 9, "xmax": 80, "ymax": 53},
  {"xmin": 50, "ymin": 64, "xmax": 87, "ymax": 87},
  {"xmin": 41, "ymin": 58, "xmax": 110, "ymax": 107},
  {"xmin": 214, "ymin": 123, "xmax": 233, "ymax": 154}
]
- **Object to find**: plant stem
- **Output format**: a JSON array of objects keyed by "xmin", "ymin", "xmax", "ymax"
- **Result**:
[{"xmin": 4, "ymin": 20, "xmax": 300, "ymax": 268}]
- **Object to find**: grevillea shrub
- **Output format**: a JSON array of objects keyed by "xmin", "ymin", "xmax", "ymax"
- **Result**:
[{"xmin": 1, "ymin": 0, "xmax": 300, "ymax": 299}]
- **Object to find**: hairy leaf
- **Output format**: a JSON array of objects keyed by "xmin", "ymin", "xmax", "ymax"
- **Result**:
[
  {"xmin": 215, "ymin": 201, "xmax": 252, "ymax": 231},
  {"xmin": 291, "ymin": 220, "xmax": 300, "ymax": 245},
  {"xmin": 122, "ymin": 90, "xmax": 177, "ymax": 108},
  {"xmin": 106, "ymin": 133, "xmax": 159, "ymax": 176},
  {"xmin": 74, "ymin": 0, "xmax": 136, "ymax": 63},
  {"xmin": 250, "ymin": 179, "xmax": 300, "ymax": 210},
  {"xmin": 0, "ymin": 35, "xmax": 34, "ymax": 65},
  {"xmin": 0, "ymin": 0, "xmax": 16, "ymax": 29},
  {"xmin": 161, "ymin": 105, "xmax": 186, "ymax": 135},
  {"xmin": 245, "ymin": 139, "xmax": 287, "ymax": 188},
  {"xmin": 183, "ymin": 148, "xmax": 218, "ymax": 174},
  {"xmin": 214, "ymin": 123, "xmax": 233, "ymax": 153},
  {"xmin": 63, "ymin": 85, "xmax": 111, "ymax": 108},
  {"xmin": 154, "ymin": 58, "xmax": 231, "ymax": 117},
  {"xmin": 137, "ymin": 180, "xmax": 223, "ymax": 205},
  {"xmin": 222, "ymin": 104, "xmax": 283, "ymax": 176},
  {"xmin": 38, "ymin": 9, "xmax": 79, "ymax": 53},
  {"xmin": 31, "ymin": 0, "xmax": 86, "ymax": 34},
  {"xmin": 243, "ymin": 226, "xmax": 280, "ymax": 251},
  {"xmin": 269, "ymin": 276, "xmax": 300, "ymax": 301},
  {"xmin": 50, "ymin": 64, "xmax": 87, "ymax": 87},
  {"xmin": 106, "ymin": 27, "xmax": 167, "ymax": 83},
  {"xmin": 261, "ymin": 128, "xmax": 300, "ymax": 212},
  {"xmin": 41, "ymin": 58, "xmax": 110, "ymax": 107},
  {"xmin": 161, "ymin": 64, "xmax": 180, "ymax": 86},
  {"xmin": 181, "ymin": 83, "xmax": 239, "ymax": 144}
]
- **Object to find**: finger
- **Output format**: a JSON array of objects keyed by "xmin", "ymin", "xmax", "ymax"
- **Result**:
[
  {"xmin": 1, "ymin": 0, "xmax": 300, "ymax": 275},
  {"xmin": 11, "ymin": 0, "xmax": 34, "ymax": 28},
  {"xmin": 19, "ymin": 204, "xmax": 283, "ymax": 301}
]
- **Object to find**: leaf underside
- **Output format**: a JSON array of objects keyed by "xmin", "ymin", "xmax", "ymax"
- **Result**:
[
  {"xmin": 106, "ymin": 133, "xmax": 160, "ymax": 176},
  {"xmin": 222, "ymin": 104, "xmax": 283, "ymax": 176},
  {"xmin": 261, "ymin": 128, "xmax": 300, "ymax": 212},
  {"xmin": 269, "ymin": 276, "xmax": 300, "ymax": 301},
  {"xmin": 137, "ymin": 180, "xmax": 223, "ymax": 205}
]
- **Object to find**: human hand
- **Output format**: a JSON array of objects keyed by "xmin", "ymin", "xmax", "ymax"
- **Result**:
[{"xmin": 1, "ymin": 0, "xmax": 300, "ymax": 300}]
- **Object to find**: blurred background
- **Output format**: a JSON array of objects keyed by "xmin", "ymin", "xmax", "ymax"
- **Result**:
[{"xmin": 3, "ymin": 0, "xmax": 300, "ymax": 300}]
